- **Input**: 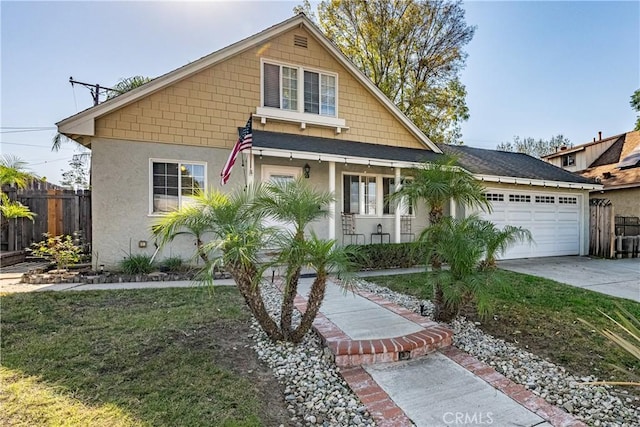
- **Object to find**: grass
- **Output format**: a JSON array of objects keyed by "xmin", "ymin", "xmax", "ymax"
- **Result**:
[
  {"xmin": 1, "ymin": 287, "xmax": 288, "ymax": 427},
  {"xmin": 367, "ymin": 269, "xmax": 640, "ymax": 387}
]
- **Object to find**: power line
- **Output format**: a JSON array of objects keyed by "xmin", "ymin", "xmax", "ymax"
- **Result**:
[
  {"xmin": 0, "ymin": 126, "xmax": 55, "ymax": 130},
  {"xmin": 1, "ymin": 141, "xmax": 52, "ymax": 147},
  {"xmin": 0, "ymin": 128, "xmax": 57, "ymax": 134}
]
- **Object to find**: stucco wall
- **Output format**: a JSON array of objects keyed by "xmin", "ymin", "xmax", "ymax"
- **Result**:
[
  {"xmin": 91, "ymin": 138, "xmax": 243, "ymax": 267},
  {"xmin": 591, "ymin": 188, "xmax": 640, "ymax": 218},
  {"xmin": 94, "ymin": 26, "xmax": 427, "ymax": 151}
]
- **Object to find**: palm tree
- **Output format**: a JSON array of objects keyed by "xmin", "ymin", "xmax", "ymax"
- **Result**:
[
  {"xmin": 391, "ymin": 155, "xmax": 491, "ymax": 321},
  {"xmin": 152, "ymin": 180, "xmax": 354, "ymax": 343},
  {"xmin": 477, "ymin": 221, "xmax": 533, "ymax": 270},
  {"xmin": 1, "ymin": 156, "xmax": 37, "ymax": 250},
  {"xmin": 420, "ymin": 215, "xmax": 488, "ymax": 321},
  {"xmin": 0, "ymin": 155, "xmax": 37, "ymax": 189},
  {"xmin": 52, "ymin": 75, "xmax": 152, "ymax": 151},
  {"xmin": 151, "ymin": 192, "xmax": 227, "ymax": 264},
  {"xmin": 393, "ymin": 155, "xmax": 491, "ymax": 226},
  {"xmin": 254, "ymin": 177, "xmax": 354, "ymax": 342}
]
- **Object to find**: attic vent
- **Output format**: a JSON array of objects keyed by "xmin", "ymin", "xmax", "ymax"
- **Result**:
[{"xmin": 294, "ymin": 35, "xmax": 308, "ymax": 48}]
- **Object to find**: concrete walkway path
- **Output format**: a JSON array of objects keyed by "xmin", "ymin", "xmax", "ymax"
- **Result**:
[
  {"xmin": 498, "ymin": 256, "xmax": 640, "ymax": 302},
  {"xmin": 295, "ymin": 278, "xmax": 583, "ymax": 427}
]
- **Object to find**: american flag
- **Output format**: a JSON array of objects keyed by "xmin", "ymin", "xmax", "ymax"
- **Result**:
[{"xmin": 220, "ymin": 116, "xmax": 253, "ymax": 185}]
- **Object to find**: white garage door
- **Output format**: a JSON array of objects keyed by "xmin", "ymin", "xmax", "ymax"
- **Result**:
[{"xmin": 475, "ymin": 189, "xmax": 582, "ymax": 259}]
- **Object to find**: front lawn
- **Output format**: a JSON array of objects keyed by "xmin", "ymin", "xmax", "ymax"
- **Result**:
[
  {"xmin": 1, "ymin": 287, "xmax": 289, "ymax": 427},
  {"xmin": 366, "ymin": 269, "xmax": 640, "ymax": 387}
]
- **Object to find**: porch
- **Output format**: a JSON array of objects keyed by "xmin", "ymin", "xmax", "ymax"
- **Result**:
[{"xmin": 248, "ymin": 130, "xmax": 452, "ymax": 244}]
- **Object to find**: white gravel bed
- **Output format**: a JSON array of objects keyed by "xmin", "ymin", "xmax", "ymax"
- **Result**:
[
  {"xmin": 250, "ymin": 281, "xmax": 377, "ymax": 427},
  {"xmin": 356, "ymin": 279, "xmax": 640, "ymax": 427}
]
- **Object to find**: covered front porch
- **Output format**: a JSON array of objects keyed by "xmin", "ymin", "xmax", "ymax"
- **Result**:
[{"xmin": 246, "ymin": 130, "xmax": 454, "ymax": 244}]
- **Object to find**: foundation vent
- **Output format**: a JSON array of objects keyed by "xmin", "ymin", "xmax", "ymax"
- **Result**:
[{"xmin": 294, "ymin": 35, "xmax": 308, "ymax": 48}]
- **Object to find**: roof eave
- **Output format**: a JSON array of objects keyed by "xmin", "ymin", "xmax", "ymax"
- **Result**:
[{"xmin": 474, "ymin": 174, "xmax": 602, "ymax": 190}]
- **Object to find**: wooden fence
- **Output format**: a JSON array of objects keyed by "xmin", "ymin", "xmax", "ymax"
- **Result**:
[
  {"xmin": 589, "ymin": 198, "xmax": 614, "ymax": 258},
  {"xmin": 1, "ymin": 188, "xmax": 91, "ymax": 253}
]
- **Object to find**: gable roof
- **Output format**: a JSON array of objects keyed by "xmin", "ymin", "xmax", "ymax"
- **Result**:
[
  {"xmin": 439, "ymin": 144, "xmax": 598, "ymax": 188},
  {"xmin": 56, "ymin": 13, "xmax": 440, "ymax": 153},
  {"xmin": 541, "ymin": 132, "xmax": 625, "ymax": 160},
  {"xmin": 579, "ymin": 130, "xmax": 640, "ymax": 190}
]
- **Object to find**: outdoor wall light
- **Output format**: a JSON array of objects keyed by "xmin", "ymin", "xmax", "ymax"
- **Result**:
[
  {"xmin": 138, "ymin": 240, "xmax": 147, "ymax": 248},
  {"xmin": 377, "ymin": 223, "xmax": 382, "ymax": 233},
  {"xmin": 303, "ymin": 163, "xmax": 311, "ymax": 179},
  {"xmin": 289, "ymin": 153, "xmax": 293, "ymax": 161},
  {"xmin": 259, "ymin": 150, "xmax": 263, "ymax": 160}
]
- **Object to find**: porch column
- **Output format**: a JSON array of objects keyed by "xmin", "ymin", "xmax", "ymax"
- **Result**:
[
  {"xmin": 246, "ymin": 153, "xmax": 255, "ymax": 186},
  {"xmin": 329, "ymin": 161, "xmax": 336, "ymax": 240},
  {"xmin": 394, "ymin": 167, "xmax": 401, "ymax": 243},
  {"xmin": 449, "ymin": 198, "xmax": 457, "ymax": 219}
]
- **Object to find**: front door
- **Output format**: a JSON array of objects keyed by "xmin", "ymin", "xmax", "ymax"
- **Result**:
[{"xmin": 261, "ymin": 165, "xmax": 301, "ymax": 235}]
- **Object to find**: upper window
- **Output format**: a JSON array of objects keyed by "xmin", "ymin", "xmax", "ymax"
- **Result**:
[
  {"xmin": 151, "ymin": 160, "xmax": 205, "ymax": 214},
  {"xmin": 562, "ymin": 154, "xmax": 575, "ymax": 167},
  {"xmin": 263, "ymin": 61, "xmax": 337, "ymax": 117},
  {"xmin": 485, "ymin": 193, "xmax": 504, "ymax": 202},
  {"xmin": 509, "ymin": 194, "xmax": 531, "ymax": 203}
]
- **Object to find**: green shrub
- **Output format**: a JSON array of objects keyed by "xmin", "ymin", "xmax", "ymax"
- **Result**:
[
  {"xmin": 120, "ymin": 254, "xmax": 155, "ymax": 275},
  {"xmin": 161, "ymin": 256, "xmax": 184, "ymax": 272},
  {"xmin": 30, "ymin": 234, "xmax": 82, "ymax": 271},
  {"xmin": 347, "ymin": 242, "xmax": 427, "ymax": 270}
]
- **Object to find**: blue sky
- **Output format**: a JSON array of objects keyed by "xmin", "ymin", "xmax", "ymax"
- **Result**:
[{"xmin": 1, "ymin": 1, "xmax": 638, "ymax": 184}]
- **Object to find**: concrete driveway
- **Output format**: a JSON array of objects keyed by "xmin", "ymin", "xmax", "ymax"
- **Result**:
[{"xmin": 498, "ymin": 256, "xmax": 640, "ymax": 302}]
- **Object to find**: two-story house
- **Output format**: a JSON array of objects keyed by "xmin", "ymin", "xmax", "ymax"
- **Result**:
[
  {"xmin": 57, "ymin": 14, "xmax": 598, "ymax": 267},
  {"xmin": 543, "ymin": 130, "xmax": 640, "ymax": 218}
]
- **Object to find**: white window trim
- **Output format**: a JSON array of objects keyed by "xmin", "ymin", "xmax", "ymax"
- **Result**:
[
  {"xmin": 258, "ymin": 58, "xmax": 346, "ymax": 132},
  {"xmin": 342, "ymin": 172, "xmax": 413, "ymax": 218},
  {"xmin": 148, "ymin": 158, "xmax": 207, "ymax": 216},
  {"xmin": 261, "ymin": 164, "xmax": 302, "ymax": 182}
]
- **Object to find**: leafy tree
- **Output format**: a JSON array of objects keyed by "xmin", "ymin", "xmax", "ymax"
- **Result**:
[
  {"xmin": 0, "ymin": 193, "xmax": 35, "ymax": 222},
  {"xmin": 496, "ymin": 134, "xmax": 571, "ymax": 158},
  {"xmin": 631, "ymin": 89, "xmax": 640, "ymax": 131},
  {"xmin": 52, "ymin": 75, "xmax": 152, "ymax": 151},
  {"xmin": 152, "ymin": 179, "xmax": 356, "ymax": 343},
  {"xmin": 60, "ymin": 154, "xmax": 90, "ymax": 190},
  {"xmin": 315, "ymin": 0, "xmax": 475, "ymax": 144}
]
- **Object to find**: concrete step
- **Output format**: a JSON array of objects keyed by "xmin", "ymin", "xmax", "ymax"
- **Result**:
[{"xmin": 292, "ymin": 284, "xmax": 452, "ymax": 367}]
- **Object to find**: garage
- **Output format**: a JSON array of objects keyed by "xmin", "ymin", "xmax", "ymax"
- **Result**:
[{"xmin": 476, "ymin": 188, "xmax": 582, "ymax": 259}]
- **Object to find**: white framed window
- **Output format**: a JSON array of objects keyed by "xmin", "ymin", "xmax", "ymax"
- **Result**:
[
  {"xmin": 343, "ymin": 174, "xmax": 376, "ymax": 215},
  {"xmin": 262, "ymin": 60, "xmax": 337, "ymax": 117},
  {"xmin": 258, "ymin": 59, "xmax": 346, "ymax": 130},
  {"xmin": 150, "ymin": 159, "xmax": 206, "ymax": 214},
  {"xmin": 383, "ymin": 177, "xmax": 413, "ymax": 215},
  {"xmin": 343, "ymin": 174, "xmax": 412, "ymax": 216},
  {"xmin": 562, "ymin": 154, "xmax": 575, "ymax": 167}
]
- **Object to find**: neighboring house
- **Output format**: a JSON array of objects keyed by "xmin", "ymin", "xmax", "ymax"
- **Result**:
[
  {"xmin": 543, "ymin": 131, "xmax": 640, "ymax": 218},
  {"xmin": 56, "ymin": 14, "xmax": 600, "ymax": 267}
]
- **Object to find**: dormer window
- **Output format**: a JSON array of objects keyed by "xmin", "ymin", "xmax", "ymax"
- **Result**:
[
  {"xmin": 258, "ymin": 59, "xmax": 346, "ymax": 132},
  {"xmin": 562, "ymin": 153, "xmax": 575, "ymax": 167},
  {"xmin": 262, "ymin": 61, "xmax": 336, "ymax": 117}
]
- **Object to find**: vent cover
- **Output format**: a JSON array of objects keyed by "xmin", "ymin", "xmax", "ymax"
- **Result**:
[{"xmin": 294, "ymin": 35, "xmax": 308, "ymax": 48}]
